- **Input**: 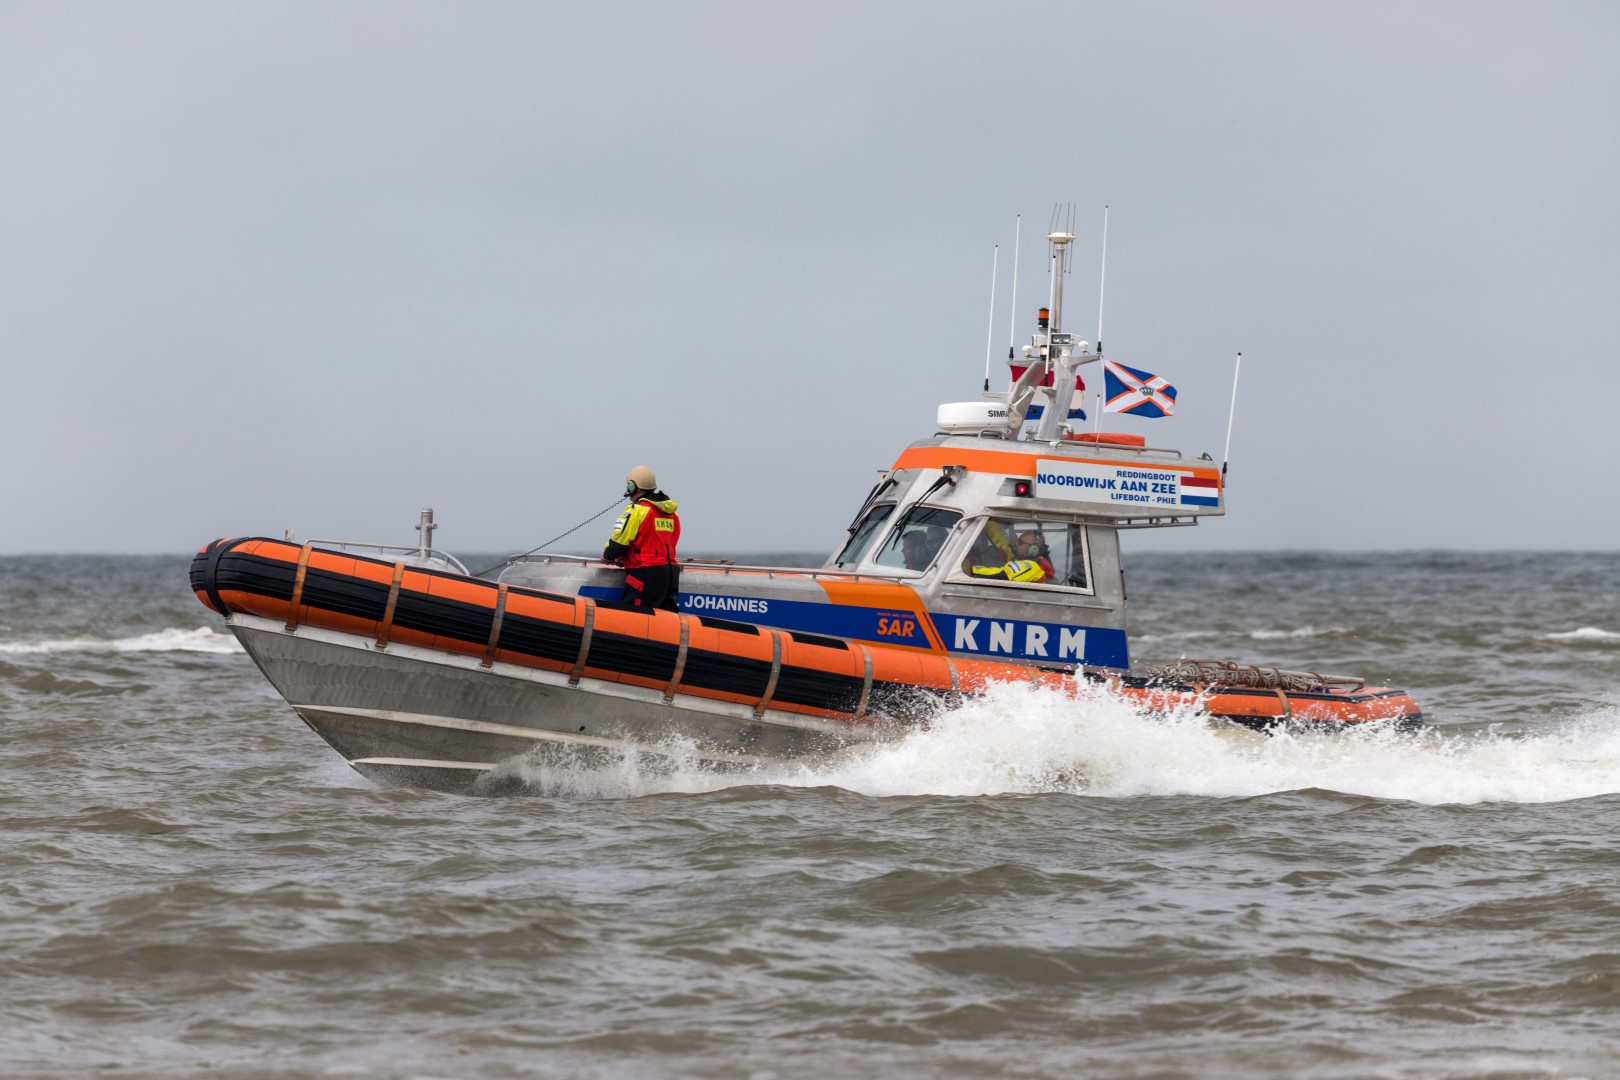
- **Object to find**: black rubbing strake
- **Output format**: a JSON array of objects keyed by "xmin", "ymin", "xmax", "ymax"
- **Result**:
[
  {"xmin": 681, "ymin": 650, "xmax": 774, "ymax": 699},
  {"xmin": 786, "ymin": 631, "xmax": 850, "ymax": 652}
]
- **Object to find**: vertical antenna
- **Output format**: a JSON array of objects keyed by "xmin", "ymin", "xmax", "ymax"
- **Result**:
[
  {"xmin": 982, "ymin": 245, "xmax": 998, "ymax": 391},
  {"xmin": 1096, "ymin": 205, "xmax": 1109, "ymax": 346},
  {"xmin": 1222, "ymin": 352, "xmax": 1243, "ymax": 480},
  {"xmin": 1046, "ymin": 244, "xmax": 1059, "ymax": 331},
  {"xmin": 1006, "ymin": 215, "xmax": 1021, "ymax": 360}
]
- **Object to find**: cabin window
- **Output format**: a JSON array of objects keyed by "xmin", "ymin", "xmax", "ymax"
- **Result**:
[
  {"xmin": 955, "ymin": 518, "xmax": 1091, "ymax": 592},
  {"xmin": 872, "ymin": 507, "xmax": 962, "ymax": 571},
  {"xmin": 835, "ymin": 504, "xmax": 895, "ymax": 566}
]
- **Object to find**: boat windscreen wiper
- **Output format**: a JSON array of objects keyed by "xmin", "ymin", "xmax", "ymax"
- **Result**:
[
  {"xmin": 888, "ymin": 468, "xmax": 960, "ymax": 537},
  {"xmin": 843, "ymin": 476, "xmax": 898, "ymax": 534}
]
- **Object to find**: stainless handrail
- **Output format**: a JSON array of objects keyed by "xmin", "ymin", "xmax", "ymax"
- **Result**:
[
  {"xmin": 504, "ymin": 552, "xmax": 898, "ymax": 583},
  {"xmin": 1052, "ymin": 441, "xmax": 1194, "ymax": 460},
  {"xmin": 307, "ymin": 540, "xmax": 470, "ymax": 576}
]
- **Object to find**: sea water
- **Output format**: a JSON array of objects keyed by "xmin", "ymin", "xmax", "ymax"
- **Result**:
[{"xmin": 2, "ymin": 551, "xmax": 1617, "ymax": 1079}]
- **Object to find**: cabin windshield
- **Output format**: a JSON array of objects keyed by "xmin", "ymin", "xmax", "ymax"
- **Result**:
[
  {"xmin": 835, "ymin": 504, "xmax": 895, "ymax": 566},
  {"xmin": 955, "ymin": 518, "xmax": 1091, "ymax": 591},
  {"xmin": 872, "ymin": 507, "xmax": 961, "ymax": 571}
]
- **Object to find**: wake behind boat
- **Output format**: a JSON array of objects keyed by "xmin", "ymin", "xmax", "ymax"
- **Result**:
[{"xmin": 191, "ymin": 223, "xmax": 1422, "ymax": 791}]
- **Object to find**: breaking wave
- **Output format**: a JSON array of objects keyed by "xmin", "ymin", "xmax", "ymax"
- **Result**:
[
  {"xmin": 1247, "ymin": 625, "xmax": 1352, "ymax": 640},
  {"xmin": 1542, "ymin": 627, "xmax": 1620, "ymax": 645},
  {"xmin": 0, "ymin": 627, "xmax": 243, "ymax": 655},
  {"xmin": 1136, "ymin": 625, "xmax": 1350, "ymax": 643},
  {"xmin": 484, "ymin": 682, "xmax": 1620, "ymax": 807}
]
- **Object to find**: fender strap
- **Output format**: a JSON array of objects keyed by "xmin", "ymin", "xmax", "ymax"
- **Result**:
[
  {"xmin": 663, "ymin": 614, "xmax": 690, "ymax": 703},
  {"xmin": 375, "ymin": 561, "xmax": 406, "ymax": 649},
  {"xmin": 755, "ymin": 629, "xmax": 783, "ymax": 718},
  {"xmin": 568, "ymin": 598, "xmax": 596, "ymax": 687},
  {"xmin": 946, "ymin": 658, "xmax": 962, "ymax": 709},
  {"xmin": 201, "ymin": 538, "xmax": 235, "ymax": 617},
  {"xmin": 854, "ymin": 643, "xmax": 874, "ymax": 720},
  {"xmin": 481, "ymin": 584, "xmax": 509, "ymax": 668},
  {"xmin": 285, "ymin": 542, "xmax": 315, "ymax": 631}
]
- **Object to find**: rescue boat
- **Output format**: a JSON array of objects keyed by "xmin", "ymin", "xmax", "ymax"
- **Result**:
[{"xmin": 191, "ymin": 225, "xmax": 1422, "ymax": 791}]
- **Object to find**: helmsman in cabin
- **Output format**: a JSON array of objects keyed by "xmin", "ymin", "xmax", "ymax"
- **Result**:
[
  {"xmin": 603, "ymin": 465, "xmax": 681, "ymax": 611},
  {"xmin": 962, "ymin": 519, "xmax": 1048, "ymax": 583}
]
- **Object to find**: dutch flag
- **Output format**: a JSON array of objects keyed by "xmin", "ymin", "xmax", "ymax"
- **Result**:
[{"xmin": 1178, "ymin": 474, "xmax": 1220, "ymax": 507}]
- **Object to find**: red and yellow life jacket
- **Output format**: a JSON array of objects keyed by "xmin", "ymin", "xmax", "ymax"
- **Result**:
[{"xmin": 604, "ymin": 495, "xmax": 680, "ymax": 568}]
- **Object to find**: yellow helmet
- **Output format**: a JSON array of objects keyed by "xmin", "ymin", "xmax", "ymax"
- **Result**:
[{"xmin": 625, "ymin": 465, "xmax": 657, "ymax": 494}]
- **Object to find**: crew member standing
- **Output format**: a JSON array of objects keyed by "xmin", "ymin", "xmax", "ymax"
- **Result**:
[{"xmin": 603, "ymin": 465, "xmax": 681, "ymax": 611}]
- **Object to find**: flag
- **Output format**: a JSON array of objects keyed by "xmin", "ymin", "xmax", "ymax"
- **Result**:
[
  {"xmin": 1025, "ymin": 405, "xmax": 1086, "ymax": 421},
  {"xmin": 1102, "ymin": 360, "xmax": 1177, "ymax": 418}
]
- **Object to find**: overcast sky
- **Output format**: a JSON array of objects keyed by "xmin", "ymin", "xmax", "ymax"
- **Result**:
[{"xmin": 4, "ymin": 1, "xmax": 1616, "ymax": 556}]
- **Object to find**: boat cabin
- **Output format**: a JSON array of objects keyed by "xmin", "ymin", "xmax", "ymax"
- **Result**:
[
  {"xmin": 499, "ymin": 427, "xmax": 1221, "ymax": 673},
  {"xmin": 499, "ymin": 226, "xmax": 1225, "ymax": 674}
]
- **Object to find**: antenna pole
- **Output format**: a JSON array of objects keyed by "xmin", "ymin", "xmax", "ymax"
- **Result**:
[
  {"xmin": 1222, "ymin": 352, "xmax": 1242, "ymax": 480},
  {"xmin": 1046, "ymin": 249, "xmax": 1059, "ymax": 331},
  {"xmin": 1096, "ymin": 205, "xmax": 1109, "ymax": 344},
  {"xmin": 982, "ymin": 245, "xmax": 998, "ymax": 391},
  {"xmin": 1006, "ymin": 215, "xmax": 1021, "ymax": 360}
]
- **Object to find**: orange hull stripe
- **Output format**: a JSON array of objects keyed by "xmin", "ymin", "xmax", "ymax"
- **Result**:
[{"xmin": 816, "ymin": 579, "xmax": 945, "ymax": 651}]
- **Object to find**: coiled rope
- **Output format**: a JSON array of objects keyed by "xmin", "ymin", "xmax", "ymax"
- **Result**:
[{"xmin": 1139, "ymin": 659, "xmax": 1364, "ymax": 693}]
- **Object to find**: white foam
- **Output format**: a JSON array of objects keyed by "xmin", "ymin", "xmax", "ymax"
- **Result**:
[
  {"xmin": 1247, "ymin": 625, "xmax": 1350, "ymax": 640},
  {"xmin": 1542, "ymin": 627, "xmax": 1620, "ymax": 645},
  {"xmin": 482, "ymin": 738, "xmax": 744, "ymax": 800},
  {"xmin": 1136, "ymin": 626, "xmax": 1348, "ymax": 643},
  {"xmin": 0, "ymin": 626, "xmax": 243, "ymax": 655},
  {"xmin": 806, "ymin": 686, "xmax": 1620, "ymax": 805},
  {"xmin": 496, "ymin": 683, "xmax": 1620, "ymax": 806}
]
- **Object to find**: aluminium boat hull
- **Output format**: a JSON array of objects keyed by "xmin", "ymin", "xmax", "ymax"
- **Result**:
[
  {"xmin": 229, "ymin": 613, "xmax": 878, "ymax": 793},
  {"xmin": 197, "ymin": 537, "xmax": 1422, "ymax": 792}
]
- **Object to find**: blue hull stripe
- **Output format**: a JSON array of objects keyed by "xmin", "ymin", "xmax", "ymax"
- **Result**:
[{"xmin": 579, "ymin": 586, "xmax": 1128, "ymax": 668}]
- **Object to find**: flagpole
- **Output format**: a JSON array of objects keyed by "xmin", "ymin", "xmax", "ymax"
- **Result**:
[
  {"xmin": 1006, "ymin": 215, "xmax": 1021, "ymax": 363},
  {"xmin": 1096, "ymin": 205, "xmax": 1108, "ymax": 347},
  {"xmin": 1222, "ymin": 352, "xmax": 1242, "ymax": 481},
  {"xmin": 982, "ymin": 245, "xmax": 997, "ymax": 392}
]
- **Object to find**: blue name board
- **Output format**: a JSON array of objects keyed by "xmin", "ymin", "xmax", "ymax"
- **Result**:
[
  {"xmin": 928, "ymin": 614, "xmax": 1128, "ymax": 669},
  {"xmin": 579, "ymin": 586, "xmax": 1127, "ymax": 668},
  {"xmin": 577, "ymin": 587, "xmax": 934, "ymax": 650}
]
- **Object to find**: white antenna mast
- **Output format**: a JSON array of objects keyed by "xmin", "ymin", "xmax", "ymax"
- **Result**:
[
  {"xmin": 1005, "ymin": 215, "xmax": 1021, "ymax": 363},
  {"xmin": 1222, "ymin": 352, "xmax": 1243, "ymax": 479},
  {"xmin": 981, "ymin": 245, "xmax": 998, "ymax": 391},
  {"xmin": 1045, "ymin": 203, "xmax": 1074, "ymax": 331},
  {"xmin": 1096, "ymin": 205, "xmax": 1109, "ymax": 348}
]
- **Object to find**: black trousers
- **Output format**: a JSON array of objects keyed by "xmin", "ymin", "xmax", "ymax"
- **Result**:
[{"xmin": 622, "ymin": 563, "xmax": 679, "ymax": 612}]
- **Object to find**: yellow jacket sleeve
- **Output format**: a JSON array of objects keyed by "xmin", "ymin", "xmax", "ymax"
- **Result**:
[
  {"xmin": 604, "ymin": 503, "xmax": 651, "ymax": 559},
  {"xmin": 984, "ymin": 519, "xmax": 1015, "ymax": 559}
]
